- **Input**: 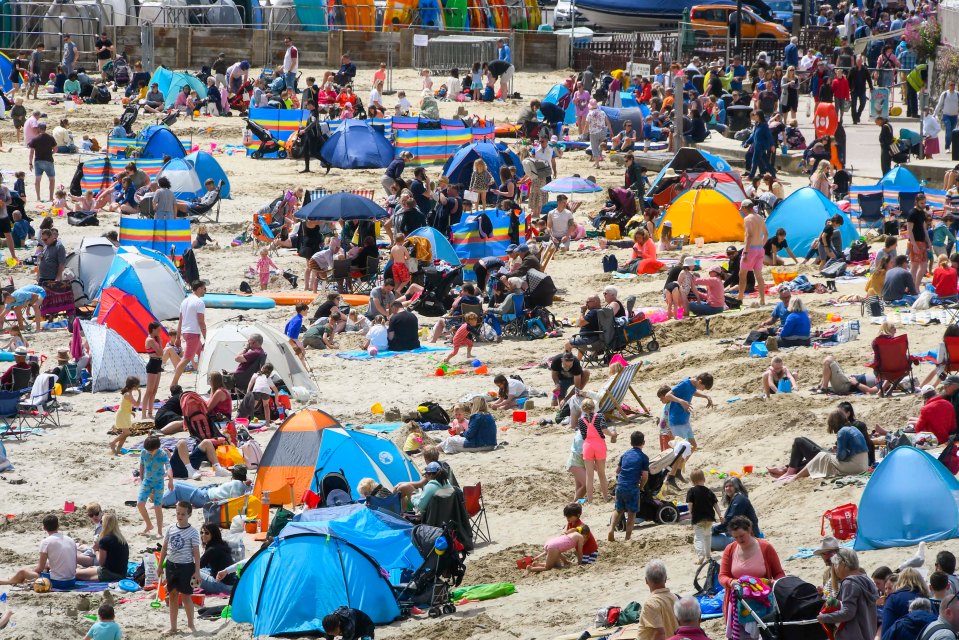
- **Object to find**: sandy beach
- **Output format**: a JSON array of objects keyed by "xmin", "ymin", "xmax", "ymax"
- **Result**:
[{"xmin": 0, "ymin": 66, "xmax": 952, "ymax": 640}]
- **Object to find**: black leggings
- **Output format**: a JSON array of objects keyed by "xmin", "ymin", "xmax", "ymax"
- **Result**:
[{"xmin": 788, "ymin": 437, "xmax": 822, "ymax": 470}]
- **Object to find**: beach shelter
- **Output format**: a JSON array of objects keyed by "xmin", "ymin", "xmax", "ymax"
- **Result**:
[
  {"xmin": 119, "ymin": 217, "xmax": 192, "ymax": 257},
  {"xmin": 408, "ymin": 226, "xmax": 462, "ymax": 266},
  {"xmin": 656, "ymin": 189, "xmax": 744, "ymax": 243},
  {"xmin": 157, "ymin": 158, "xmax": 202, "ymax": 198},
  {"xmin": 79, "ymin": 320, "xmax": 147, "ymax": 392},
  {"xmin": 879, "ymin": 166, "xmax": 922, "ymax": 191},
  {"xmin": 230, "ymin": 514, "xmax": 406, "ymax": 635},
  {"xmin": 765, "ymin": 187, "xmax": 858, "ymax": 258},
  {"xmin": 184, "ymin": 151, "xmax": 231, "ymax": 199},
  {"xmin": 252, "ymin": 410, "xmax": 419, "ymax": 504},
  {"xmin": 64, "ymin": 237, "xmax": 118, "ymax": 300},
  {"xmin": 95, "ymin": 287, "xmax": 169, "ymax": 353},
  {"xmin": 442, "ymin": 141, "xmax": 523, "ymax": 188},
  {"xmin": 196, "ymin": 319, "xmax": 318, "ymax": 396},
  {"xmin": 246, "ymin": 108, "xmax": 311, "ymax": 158},
  {"xmin": 146, "ymin": 66, "xmax": 208, "ymax": 109},
  {"xmin": 451, "ymin": 208, "xmax": 520, "ymax": 280},
  {"xmin": 319, "ymin": 120, "xmax": 396, "ymax": 169},
  {"xmin": 80, "ymin": 158, "xmax": 166, "ymax": 194},
  {"xmin": 600, "ymin": 105, "xmax": 649, "ymax": 134},
  {"xmin": 540, "ymin": 83, "xmax": 575, "ymax": 125},
  {"xmin": 136, "ymin": 125, "xmax": 186, "ymax": 160},
  {"xmin": 647, "ymin": 148, "xmax": 735, "ymax": 197},
  {"xmin": 0, "ymin": 53, "xmax": 13, "ymax": 93},
  {"xmin": 98, "ymin": 247, "xmax": 186, "ymax": 321},
  {"xmin": 855, "ymin": 446, "xmax": 959, "ymax": 550}
]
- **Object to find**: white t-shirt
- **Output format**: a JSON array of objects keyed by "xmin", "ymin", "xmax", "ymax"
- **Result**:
[
  {"xmin": 251, "ymin": 373, "xmax": 274, "ymax": 394},
  {"xmin": 397, "ymin": 97, "xmax": 412, "ymax": 114},
  {"xmin": 179, "ymin": 294, "xmax": 206, "ymax": 335},
  {"xmin": 369, "ymin": 88, "xmax": 382, "ymax": 106},
  {"xmin": 367, "ymin": 324, "xmax": 388, "ymax": 351},
  {"xmin": 40, "ymin": 532, "xmax": 77, "ymax": 581},
  {"xmin": 164, "ymin": 523, "xmax": 200, "ymax": 564},
  {"xmin": 283, "ymin": 45, "xmax": 298, "ymax": 73},
  {"xmin": 533, "ymin": 145, "xmax": 555, "ymax": 164},
  {"xmin": 506, "ymin": 377, "xmax": 527, "ymax": 398},
  {"xmin": 549, "ymin": 209, "xmax": 574, "ymax": 236}
]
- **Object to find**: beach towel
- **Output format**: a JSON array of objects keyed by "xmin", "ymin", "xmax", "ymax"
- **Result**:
[
  {"xmin": 52, "ymin": 580, "xmax": 113, "ymax": 592},
  {"xmin": 335, "ymin": 345, "xmax": 450, "ymax": 360},
  {"xmin": 348, "ymin": 422, "xmax": 405, "ymax": 433}
]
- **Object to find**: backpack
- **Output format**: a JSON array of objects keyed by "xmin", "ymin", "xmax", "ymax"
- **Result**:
[
  {"xmin": 240, "ymin": 439, "xmax": 263, "ymax": 468},
  {"xmin": 694, "ymin": 558, "xmax": 722, "ymax": 597},
  {"xmin": 602, "ymin": 254, "xmax": 618, "ymax": 273},
  {"xmin": 848, "ymin": 240, "xmax": 869, "ymax": 263},
  {"xmin": 919, "ymin": 621, "xmax": 958, "ymax": 640},
  {"xmin": 180, "ymin": 391, "xmax": 224, "ymax": 441},
  {"xmin": 821, "ymin": 258, "xmax": 847, "ymax": 278},
  {"xmin": 416, "ymin": 401, "xmax": 450, "ymax": 425}
]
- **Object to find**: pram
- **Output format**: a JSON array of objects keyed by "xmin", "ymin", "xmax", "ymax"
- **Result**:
[
  {"xmin": 111, "ymin": 55, "xmax": 130, "ymax": 89},
  {"xmin": 245, "ymin": 118, "xmax": 288, "ymax": 159},
  {"xmin": 594, "ymin": 187, "xmax": 637, "ymax": 231},
  {"xmin": 311, "ymin": 469, "xmax": 353, "ymax": 507},
  {"xmin": 735, "ymin": 576, "xmax": 827, "ymax": 640},
  {"xmin": 394, "ymin": 522, "xmax": 468, "ymax": 619},
  {"xmin": 611, "ymin": 446, "xmax": 681, "ymax": 530},
  {"xmin": 119, "ymin": 104, "xmax": 139, "ymax": 136},
  {"xmin": 411, "ymin": 265, "xmax": 463, "ymax": 317}
]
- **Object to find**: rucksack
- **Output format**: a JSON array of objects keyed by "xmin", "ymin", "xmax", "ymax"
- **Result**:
[
  {"xmin": 821, "ymin": 258, "xmax": 847, "ymax": 278},
  {"xmin": 918, "ymin": 621, "xmax": 958, "ymax": 640},
  {"xmin": 180, "ymin": 391, "xmax": 224, "ymax": 441},
  {"xmin": 416, "ymin": 401, "xmax": 450, "ymax": 425},
  {"xmin": 848, "ymin": 240, "xmax": 869, "ymax": 263},
  {"xmin": 240, "ymin": 439, "xmax": 263, "ymax": 468},
  {"xmin": 602, "ymin": 254, "xmax": 618, "ymax": 273},
  {"xmin": 694, "ymin": 558, "xmax": 722, "ymax": 597}
]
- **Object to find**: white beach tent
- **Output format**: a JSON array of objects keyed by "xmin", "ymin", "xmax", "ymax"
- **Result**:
[
  {"xmin": 196, "ymin": 319, "xmax": 318, "ymax": 397},
  {"xmin": 80, "ymin": 321, "xmax": 147, "ymax": 392},
  {"xmin": 64, "ymin": 237, "xmax": 118, "ymax": 301}
]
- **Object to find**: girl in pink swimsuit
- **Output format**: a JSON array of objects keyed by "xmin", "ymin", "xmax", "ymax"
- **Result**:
[
  {"xmin": 579, "ymin": 398, "xmax": 615, "ymax": 503},
  {"xmin": 526, "ymin": 526, "xmax": 588, "ymax": 573}
]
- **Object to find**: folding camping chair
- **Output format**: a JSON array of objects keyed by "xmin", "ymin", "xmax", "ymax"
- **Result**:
[
  {"xmin": 0, "ymin": 390, "xmax": 27, "ymax": 440},
  {"xmin": 490, "ymin": 293, "xmax": 525, "ymax": 337},
  {"xmin": 18, "ymin": 374, "xmax": 61, "ymax": 430},
  {"xmin": 898, "ymin": 191, "xmax": 918, "ymax": 215},
  {"xmin": 578, "ymin": 307, "xmax": 618, "ymax": 367},
  {"xmin": 331, "ymin": 259, "xmax": 354, "ymax": 294},
  {"xmin": 366, "ymin": 493, "xmax": 403, "ymax": 516},
  {"xmin": 353, "ymin": 256, "xmax": 381, "ymax": 294},
  {"xmin": 252, "ymin": 214, "xmax": 279, "ymax": 256},
  {"xmin": 188, "ymin": 180, "xmax": 224, "ymax": 224},
  {"xmin": 868, "ymin": 334, "xmax": 916, "ymax": 397},
  {"xmin": 462, "ymin": 483, "xmax": 492, "ymax": 545},
  {"xmin": 595, "ymin": 362, "xmax": 648, "ymax": 421},
  {"xmin": 7, "ymin": 367, "xmax": 32, "ymax": 393},
  {"xmin": 856, "ymin": 192, "xmax": 885, "ymax": 231}
]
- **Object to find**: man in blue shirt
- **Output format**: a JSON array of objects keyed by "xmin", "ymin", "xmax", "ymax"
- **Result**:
[
  {"xmin": 607, "ymin": 431, "xmax": 649, "ymax": 542},
  {"xmin": 664, "ymin": 373, "xmax": 714, "ymax": 487},
  {"xmin": 759, "ymin": 288, "xmax": 792, "ymax": 332},
  {"xmin": 497, "ymin": 38, "xmax": 511, "ymax": 64},
  {"xmin": 727, "ymin": 56, "xmax": 746, "ymax": 93},
  {"xmin": 784, "ymin": 37, "xmax": 799, "ymax": 69}
]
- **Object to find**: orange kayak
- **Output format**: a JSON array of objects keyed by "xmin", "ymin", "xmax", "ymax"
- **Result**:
[
  {"xmin": 261, "ymin": 292, "xmax": 319, "ymax": 306},
  {"xmin": 342, "ymin": 294, "xmax": 368, "ymax": 306}
]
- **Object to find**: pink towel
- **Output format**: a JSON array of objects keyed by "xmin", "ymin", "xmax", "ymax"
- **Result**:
[{"xmin": 70, "ymin": 317, "xmax": 83, "ymax": 361}]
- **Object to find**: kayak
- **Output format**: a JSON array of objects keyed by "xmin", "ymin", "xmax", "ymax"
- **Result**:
[
  {"xmin": 204, "ymin": 293, "xmax": 276, "ymax": 310},
  {"xmin": 261, "ymin": 292, "xmax": 320, "ymax": 306}
]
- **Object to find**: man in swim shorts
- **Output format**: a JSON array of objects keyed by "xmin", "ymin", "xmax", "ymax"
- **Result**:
[{"xmin": 737, "ymin": 199, "xmax": 767, "ymax": 306}]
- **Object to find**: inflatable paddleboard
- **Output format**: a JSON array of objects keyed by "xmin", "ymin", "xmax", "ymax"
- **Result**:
[
  {"xmin": 204, "ymin": 293, "xmax": 277, "ymax": 310},
  {"xmin": 342, "ymin": 294, "xmax": 369, "ymax": 307},
  {"xmin": 262, "ymin": 292, "xmax": 319, "ymax": 305}
]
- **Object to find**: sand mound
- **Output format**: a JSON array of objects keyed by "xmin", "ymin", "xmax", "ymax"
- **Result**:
[{"xmin": 388, "ymin": 612, "xmax": 502, "ymax": 640}]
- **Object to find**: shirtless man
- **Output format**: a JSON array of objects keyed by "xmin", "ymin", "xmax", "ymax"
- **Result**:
[{"xmin": 738, "ymin": 199, "xmax": 767, "ymax": 305}]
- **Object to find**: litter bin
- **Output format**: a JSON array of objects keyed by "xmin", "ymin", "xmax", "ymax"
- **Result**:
[{"xmin": 727, "ymin": 105, "xmax": 753, "ymax": 133}]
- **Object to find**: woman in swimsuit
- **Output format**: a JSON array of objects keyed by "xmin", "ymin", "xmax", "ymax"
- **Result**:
[
  {"xmin": 206, "ymin": 371, "xmax": 232, "ymax": 424},
  {"xmin": 143, "ymin": 322, "xmax": 164, "ymax": 420}
]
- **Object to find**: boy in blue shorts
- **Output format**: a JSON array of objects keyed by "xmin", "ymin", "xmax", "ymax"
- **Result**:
[
  {"xmin": 607, "ymin": 431, "xmax": 649, "ymax": 542},
  {"xmin": 137, "ymin": 434, "xmax": 168, "ymax": 537},
  {"xmin": 663, "ymin": 372, "xmax": 714, "ymax": 490}
]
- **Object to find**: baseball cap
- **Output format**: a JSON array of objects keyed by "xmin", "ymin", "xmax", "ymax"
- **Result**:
[
  {"xmin": 663, "ymin": 220, "xmax": 672, "ymax": 227},
  {"xmin": 741, "ymin": 199, "xmax": 755, "ymax": 209},
  {"xmin": 920, "ymin": 385, "xmax": 937, "ymax": 397},
  {"xmin": 946, "ymin": 375, "xmax": 959, "ymax": 386},
  {"xmin": 517, "ymin": 244, "xmax": 530, "ymax": 254},
  {"xmin": 506, "ymin": 243, "xmax": 519, "ymax": 253},
  {"xmin": 425, "ymin": 462, "xmax": 442, "ymax": 474},
  {"xmin": 683, "ymin": 257, "xmax": 696, "ymax": 267}
]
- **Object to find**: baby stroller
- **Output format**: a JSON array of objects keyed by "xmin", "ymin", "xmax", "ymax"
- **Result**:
[
  {"xmin": 611, "ymin": 446, "xmax": 681, "ymax": 531},
  {"xmin": 245, "ymin": 118, "xmax": 288, "ymax": 159},
  {"xmin": 112, "ymin": 55, "xmax": 130, "ymax": 90},
  {"xmin": 594, "ymin": 187, "xmax": 637, "ymax": 231},
  {"xmin": 229, "ymin": 80, "xmax": 254, "ymax": 113},
  {"xmin": 737, "ymin": 576, "xmax": 827, "ymax": 640},
  {"xmin": 395, "ymin": 522, "xmax": 468, "ymax": 619},
  {"xmin": 312, "ymin": 470, "xmax": 353, "ymax": 507},
  {"xmin": 119, "ymin": 103, "xmax": 139, "ymax": 136},
  {"xmin": 411, "ymin": 265, "xmax": 463, "ymax": 317}
]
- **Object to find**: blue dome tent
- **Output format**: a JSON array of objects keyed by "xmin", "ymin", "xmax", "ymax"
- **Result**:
[
  {"xmin": 878, "ymin": 166, "xmax": 922, "ymax": 191},
  {"xmin": 319, "ymin": 120, "xmax": 395, "ymax": 169},
  {"xmin": 146, "ymin": 66, "xmax": 208, "ymax": 109},
  {"xmin": 184, "ymin": 151, "xmax": 231, "ymax": 199},
  {"xmin": 157, "ymin": 158, "xmax": 202, "ymax": 199},
  {"xmin": 442, "ymin": 142, "xmax": 524, "ymax": 188},
  {"xmin": 540, "ymin": 84, "xmax": 576, "ymax": 125},
  {"xmin": 136, "ymin": 125, "xmax": 186, "ymax": 160},
  {"xmin": 408, "ymin": 226, "xmax": 462, "ymax": 266},
  {"xmin": 855, "ymin": 446, "xmax": 959, "ymax": 550},
  {"xmin": 230, "ymin": 519, "xmax": 406, "ymax": 635},
  {"xmin": 764, "ymin": 187, "xmax": 858, "ymax": 258},
  {"xmin": 306, "ymin": 426, "xmax": 420, "ymax": 497}
]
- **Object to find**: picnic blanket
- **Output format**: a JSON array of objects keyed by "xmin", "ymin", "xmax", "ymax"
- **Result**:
[{"xmin": 335, "ymin": 345, "xmax": 450, "ymax": 361}]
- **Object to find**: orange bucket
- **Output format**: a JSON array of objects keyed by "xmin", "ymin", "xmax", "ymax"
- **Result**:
[
  {"xmin": 512, "ymin": 410, "xmax": 527, "ymax": 423},
  {"xmin": 245, "ymin": 519, "xmax": 259, "ymax": 534}
]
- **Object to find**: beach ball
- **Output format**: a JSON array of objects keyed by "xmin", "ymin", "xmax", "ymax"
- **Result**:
[
  {"xmin": 471, "ymin": 359, "xmax": 482, "ymax": 368},
  {"xmin": 121, "ymin": 97, "xmax": 130, "ymax": 105},
  {"xmin": 435, "ymin": 367, "xmax": 446, "ymax": 376},
  {"xmin": 33, "ymin": 577, "xmax": 52, "ymax": 593}
]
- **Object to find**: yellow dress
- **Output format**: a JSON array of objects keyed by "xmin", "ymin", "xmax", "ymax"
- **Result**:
[{"xmin": 115, "ymin": 394, "xmax": 133, "ymax": 432}]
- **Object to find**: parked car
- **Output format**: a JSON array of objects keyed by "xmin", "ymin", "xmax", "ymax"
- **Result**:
[
  {"xmin": 689, "ymin": 4, "xmax": 791, "ymax": 41},
  {"xmin": 764, "ymin": 0, "xmax": 795, "ymax": 30}
]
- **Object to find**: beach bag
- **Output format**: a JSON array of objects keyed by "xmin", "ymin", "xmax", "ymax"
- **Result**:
[
  {"xmin": 617, "ymin": 601, "xmax": 642, "ymax": 625},
  {"xmin": 821, "ymin": 259, "xmax": 847, "ymax": 279},
  {"xmin": 240, "ymin": 439, "xmax": 263, "ymax": 468},
  {"xmin": 820, "ymin": 503, "xmax": 858, "ymax": 540},
  {"xmin": 938, "ymin": 436, "xmax": 959, "ymax": 475},
  {"xmin": 848, "ymin": 240, "xmax": 869, "ymax": 263},
  {"xmin": 605, "ymin": 607, "xmax": 622, "ymax": 626},
  {"xmin": 416, "ymin": 401, "xmax": 450, "ymax": 425},
  {"xmin": 602, "ymin": 254, "xmax": 618, "ymax": 272},
  {"xmin": 526, "ymin": 317, "xmax": 547, "ymax": 339}
]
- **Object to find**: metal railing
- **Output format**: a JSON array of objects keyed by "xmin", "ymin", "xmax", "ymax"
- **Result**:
[{"xmin": 412, "ymin": 32, "xmax": 514, "ymax": 73}]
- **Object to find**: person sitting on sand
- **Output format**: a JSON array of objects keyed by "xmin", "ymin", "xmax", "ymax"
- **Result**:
[
  {"xmin": 774, "ymin": 297, "xmax": 811, "ymax": 348},
  {"xmin": 393, "ymin": 446, "xmax": 458, "ymax": 502},
  {"xmin": 689, "ymin": 266, "xmax": 725, "ymax": 316},
  {"xmin": 817, "ymin": 355, "xmax": 881, "ymax": 395},
  {"xmin": 771, "ymin": 409, "xmax": 870, "ymax": 483},
  {"xmin": 0, "ymin": 514, "xmax": 76, "ymax": 589},
  {"xmin": 711, "ymin": 478, "xmax": 760, "ymax": 551},
  {"xmin": 410, "ymin": 461, "xmax": 451, "ymax": 513},
  {"xmin": 526, "ymin": 525, "xmax": 589, "ymax": 573},
  {"xmin": 747, "ymin": 288, "xmax": 792, "ymax": 345},
  {"xmin": 764, "ymin": 227, "xmax": 798, "ymax": 266},
  {"xmin": 763, "ymin": 355, "xmax": 797, "ymax": 398},
  {"xmin": 75, "ymin": 512, "xmax": 128, "ymax": 582},
  {"xmin": 920, "ymin": 324, "xmax": 959, "ymax": 387},
  {"xmin": 441, "ymin": 395, "xmax": 496, "ymax": 454},
  {"xmin": 491, "ymin": 373, "xmax": 528, "ymax": 410},
  {"xmin": 907, "ymin": 384, "xmax": 956, "ymax": 446}
]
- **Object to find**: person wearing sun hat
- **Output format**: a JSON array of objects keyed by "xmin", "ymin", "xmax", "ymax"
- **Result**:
[
  {"xmin": 0, "ymin": 346, "xmax": 30, "ymax": 389},
  {"xmin": 813, "ymin": 536, "xmax": 841, "ymax": 597}
]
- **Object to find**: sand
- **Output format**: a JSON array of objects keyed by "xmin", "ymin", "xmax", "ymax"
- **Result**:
[{"xmin": 0, "ymin": 66, "xmax": 951, "ymax": 640}]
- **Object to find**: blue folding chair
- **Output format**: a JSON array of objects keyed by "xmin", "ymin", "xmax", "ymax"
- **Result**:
[
  {"xmin": 0, "ymin": 390, "xmax": 26, "ymax": 440},
  {"xmin": 366, "ymin": 492, "xmax": 403, "ymax": 516}
]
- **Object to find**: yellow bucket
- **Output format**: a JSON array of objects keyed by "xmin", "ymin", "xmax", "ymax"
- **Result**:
[{"xmin": 605, "ymin": 224, "xmax": 621, "ymax": 240}]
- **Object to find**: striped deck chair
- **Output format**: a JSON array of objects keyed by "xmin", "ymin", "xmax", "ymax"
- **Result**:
[{"xmin": 595, "ymin": 362, "xmax": 647, "ymax": 421}]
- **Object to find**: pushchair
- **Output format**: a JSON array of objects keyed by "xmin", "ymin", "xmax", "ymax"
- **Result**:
[
  {"xmin": 229, "ymin": 80, "xmax": 254, "ymax": 113},
  {"xmin": 111, "ymin": 55, "xmax": 130, "ymax": 90},
  {"xmin": 611, "ymin": 446, "xmax": 681, "ymax": 530},
  {"xmin": 245, "ymin": 118, "xmax": 288, "ymax": 159},
  {"xmin": 394, "ymin": 522, "xmax": 468, "ymax": 619},
  {"xmin": 411, "ymin": 265, "xmax": 463, "ymax": 317},
  {"xmin": 735, "ymin": 576, "xmax": 826, "ymax": 640},
  {"xmin": 594, "ymin": 187, "xmax": 637, "ymax": 231},
  {"xmin": 311, "ymin": 469, "xmax": 353, "ymax": 507},
  {"xmin": 119, "ymin": 103, "xmax": 139, "ymax": 136}
]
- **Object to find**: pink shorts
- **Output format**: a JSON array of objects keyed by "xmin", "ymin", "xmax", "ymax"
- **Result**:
[
  {"xmin": 582, "ymin": 439, "xmax": 607, "ymax": 461},
  {"xmin": 740, "ymin": 247, "xmax": 764, "ymax": 272},
  {"xmin": 182, "ymin": 333, "xmax": 203, "ymax": 362},
  {"xmin": 544, "ymin": 534, "xmax": 577, "ymax": 554}
]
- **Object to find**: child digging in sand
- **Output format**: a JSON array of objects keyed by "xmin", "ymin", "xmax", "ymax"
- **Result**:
[
  {"xmin": 109, "ymin": 376, "xmax": 140, "ymax": 454},
  {"xmin": 762, "ymin": 355, "xmax": 797, "ymax": 398},
  {"xmin": 137, "ymin": 434, "xmax": 167, "ymax": 537},
  {"xmin": 526, "ymin": 525, "xmax": 589, "ymax": 573}
]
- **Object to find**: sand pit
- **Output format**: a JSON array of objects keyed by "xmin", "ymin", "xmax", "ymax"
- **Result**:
[{"xmin": 0, "ymin": 63, "xmax": 954, "ymax": 640}]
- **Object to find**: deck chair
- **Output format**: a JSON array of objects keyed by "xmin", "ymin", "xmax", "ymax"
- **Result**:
[
  {"xmin": 596, "ymin": 362, "xmax": 648, "ymax": 421},
  {"xmin": 0, "ymin": 390, "xmax": 25, "ymax": 439},
  {"xmin": 579, "ymin": 307, "xmax": 617, "ymax": 367},
  {"xmin": 540, "ymin": 243, "xmax": 557, "ymax": 271},
  {"xmin": 868, "ymin": 334, "xmax": 915, "ymax": 397},
  {"xmin": 462, "ymin": 483, "xmax": 492, "ymax": 545},
  {"xmin": 188, "ymin": 180, "xmax": 223, "ymax": 223},
  {"xmin": 366, "ymin": 492, "xmax": 403, "ymax": 516},
  {"xmin": 857, "ymin": 192, "xmax": 885, "ymax": 231},
  {"xmin": 18, "ymin": 373, "xmax": 61, "ymax": 430}
]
